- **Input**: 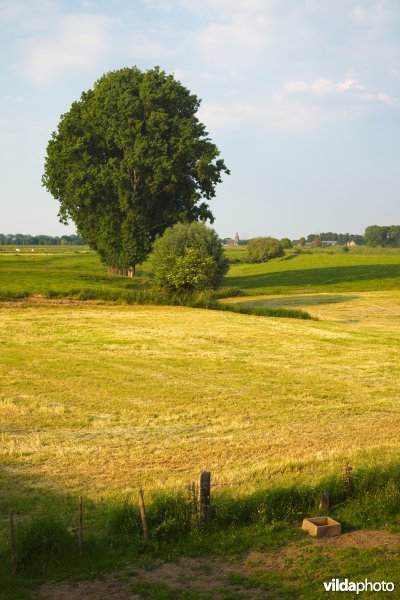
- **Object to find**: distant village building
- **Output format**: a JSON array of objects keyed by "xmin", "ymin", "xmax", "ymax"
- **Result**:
[
  {"xmin": 347, "ymin": 240, "xmax": 357, "ymax": 247},
  {"xmin": 322, "ymin": 240, "xmax": 339, "ymax": 246},
  {"xmin": 225, "ymin": 233, "xmax": 240, "ymax": 246}
]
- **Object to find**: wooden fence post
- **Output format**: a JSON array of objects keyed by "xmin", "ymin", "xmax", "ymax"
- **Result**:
[
  {"xmin": 198, "ymin": 471, "xmax": 211, "ymax": 528},
  {"xmin": 190, "ymin": 482, "xmax": 197, "ymax": 516},
  {"xmin": 138, "ymin": 489, "xmax": 149, "ymax": 539},
  {"xmin": 9, "ymin": 511, "xmax": 17, "ymax": 575},
  {"xmin": 319, "ymin": 491, "xmax": 330, "ymax": 512},
  {"xmin": 78, "ymin": 496, "xmax": 84, "ymax": 555},
  {"xmin": 345, "ymin": 465, "xmax": 353, "ymax": 498}
]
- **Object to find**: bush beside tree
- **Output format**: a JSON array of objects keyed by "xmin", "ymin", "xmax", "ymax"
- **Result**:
[{"xmin": 151, "ymin": 222, "xmax": 228, "ymax": 292}]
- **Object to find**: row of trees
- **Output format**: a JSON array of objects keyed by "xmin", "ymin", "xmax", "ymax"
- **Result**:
[
  {"xmin": 364, "ymin": 225, "xmax": 400, "ymax": 247},
  {"xmin": 0, "ymin": 233, "xmax": 84, "ymax": 245},
  {"xmin": 305, "ymin": 232, "xmax": 365, "ymax": 245},
  {"xmin": 302, "ymin": 228, "xmax": 400, "ymax": 247},
  {"xmin": 245, "ymin": 225, "xmax": 400, "ymax": 262}
]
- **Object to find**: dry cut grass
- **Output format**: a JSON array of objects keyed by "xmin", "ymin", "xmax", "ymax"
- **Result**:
[{"xmin": 1, "ymin": 297, "xmax": 400, "ymax": 501}]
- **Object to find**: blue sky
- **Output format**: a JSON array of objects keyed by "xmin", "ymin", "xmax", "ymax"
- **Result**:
[{"xmin": 1, "ymin": 0, "xmax": 399, "ymax": 239}]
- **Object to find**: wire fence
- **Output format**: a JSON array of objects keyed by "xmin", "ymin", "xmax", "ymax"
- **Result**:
[{"xmin": 2, "ymin": 465, "xmax": 361, "ymax": 576}]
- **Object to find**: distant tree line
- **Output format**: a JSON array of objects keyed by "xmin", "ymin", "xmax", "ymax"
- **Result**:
[
  {"xmin": 364, "ymin": 225, "xmax": 400, "ymax": 247},
  {"xmin": 305, "ymin": 232, "xmax": 365, "ymax": 245},
  {"xmin": 0, "ymin": 233, "xmax": 84, "ymax": 245}
]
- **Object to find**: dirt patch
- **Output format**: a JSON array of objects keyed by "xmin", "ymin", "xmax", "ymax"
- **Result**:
[
  {"xmin": 244, "ymin": 546, "xmax": 303, "ymax": 572},
  {"xmin": 35, "ymin": 577, "xmax": 142, "ymax": 600},
  {"xmin": 34, "ymin": 557, "xmax": 265, "ymax": 600},
  {"xmin": 242, "ymin": 530, "xmax": 400, "ymax": 574},
  {"xmin": 33, "ymin": 531, "xmax": 400, "ymax": 599},
  {"xmin": 311, "ymin": 529, "xmax": 400, "ymax": 549}
]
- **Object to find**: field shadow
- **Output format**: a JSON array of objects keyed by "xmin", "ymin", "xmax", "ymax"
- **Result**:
[
  {"xmin": 234, "ymin": 294, "xmax": 358, "ymax": 308},
  {"xmin": 225, "ymin": 263, "xmax": 400, "ymax": 290}
]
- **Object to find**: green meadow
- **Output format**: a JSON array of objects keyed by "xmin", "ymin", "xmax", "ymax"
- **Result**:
[
  {"xmin": 225, "ymin": 247, "xmax": 400, "ymax": 294},
  {"xmin": 1, "ymin": 245, "xmax": 400, "ymax": 598}
]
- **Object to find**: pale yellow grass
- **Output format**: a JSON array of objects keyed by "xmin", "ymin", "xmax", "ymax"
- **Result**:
[
  {"xmin": 224, "ymin": 290, "xmax": 400, "ymax": 333},
  {"xmin": 1, "ymin": 299, "xmax": 399, "ymax": 500}
]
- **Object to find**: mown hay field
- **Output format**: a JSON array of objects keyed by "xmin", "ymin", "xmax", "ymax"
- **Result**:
[{"xmin": 1, "ymin": 246, "xmax": 400, "ymax": 505}]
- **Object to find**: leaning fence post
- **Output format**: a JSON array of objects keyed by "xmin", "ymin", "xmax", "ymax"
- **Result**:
[
  {"xmin": 198, "ymin": 471, "xmax": 211, "ymax": 528},
  {"xmin": 138, "ymin": 489, "xmax": 149, "ymax": 539},
  {"xmin": 345, "ymin": 465, "xmax": 353, "ymax": 498},
  {"xmin": 190, "ymin": 482, "xmax": 197, "ymax": 516},
  {"xmin": 319, "ymin": 491, "xmax": 330, "ymax": 512},
  {"xmin": 78, "ymin": 496, "xmax": 84, "ymax": 555},
  {"xmin": 9, "ymin": 510, "xmax": 17, "ymax": 575}
]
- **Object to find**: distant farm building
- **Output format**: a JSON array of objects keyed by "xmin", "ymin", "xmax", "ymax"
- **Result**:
[
  {"xmin": 225, "ymin": 233, "xmax": 240, "ymax": 246},
  {"xmin": 347, "ymin": 240, "xmax": 357, "ymax": 246},
  {"xmin": 322, "ymin": 240, "xmax": 339, "ymax": 246}
]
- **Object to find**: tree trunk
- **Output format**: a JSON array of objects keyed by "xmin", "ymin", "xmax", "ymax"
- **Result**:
[{"xmin": 107, "ymin": 266, "xmax": 135, "ymax": 276}]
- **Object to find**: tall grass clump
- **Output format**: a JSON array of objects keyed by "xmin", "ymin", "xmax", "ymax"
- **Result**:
[
  {"xmin": 43, "ymin": 287, "xmax": 314, "ymax": 319},
  {"xmin": 16, "ymin": 515, "xmax": 74, "ymax": 572},
  {"xmin": 106, "ymin": 501, "xmax": 144, "ymax": 549},
  {"xmin": 147, "ymin": 493, "xmax": 192, "ymax": 540},
  {"xmin": 335, "ymin": 464, "xmax": 400, "ymax": 529},
  {"xmin": 0, "ymin": 291, "xmax": 30, "ymax": 301}
]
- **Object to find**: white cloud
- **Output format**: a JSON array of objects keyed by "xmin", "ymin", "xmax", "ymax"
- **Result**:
[
  {"xmin": 194, "ymin": 12, "xmax": 270, "ymax": 68},
  {"xmin": 351, "ymin": 5, "xmax": 367, "ymax": 21},
  {"xmin": 284, "ymin": 81, "xmax": 309, "ymax": 93},
  {"xmin": 283, "ymin": 78, "xmax": 365, "ymax": 95},
  {"xmin": 198, "ymin": 97, "xmax": 365, "ymax": 131},
  {"xmin": 337, "ymin": 79, "xmax": 359, "ymax": 90},
  {"xmin": 16, "ymin": 12, "xmax": 117, "ymax": 82},
  {"xmin": 310, "ymin": 79, "xmax": 335, "ymax": 93},
  {"xmin": 281, "ymin": 76, "xmax": 394, "ymax": 104},
  {"xmin": 350, "ymin": 2, "xmax": 387, "ymax": 27},
  {"xmin": 377, "ymin": 92, "xmax": 400, "ymax": 107},
  {"xmin": 200, "ymin": 73, "xmax": 400, "ymax": 132}
]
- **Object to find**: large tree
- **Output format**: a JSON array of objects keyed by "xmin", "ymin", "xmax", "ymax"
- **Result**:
[{"xmin": 42, "ymin": 66, "xmax": 229, "ymax": 274}]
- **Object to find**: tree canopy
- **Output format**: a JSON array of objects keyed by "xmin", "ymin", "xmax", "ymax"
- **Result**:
[
  {"xmin": 247, "ymin": 237, "xmax": 284, "ymax": 262},
  {"xmin": 42, "ymin": 66, "xmax": 229, "ymax": 271},
  {"xmin": 151, "ymin": 221, "xmax": 228, "ymax": 291}
]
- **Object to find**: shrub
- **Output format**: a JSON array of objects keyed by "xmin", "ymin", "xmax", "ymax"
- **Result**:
[
  {"xmin": 280, "ymin": 237, "xmax": 293, "ymax": 249},
  {"xmin": 151, "ymin": 222, "xmax": 228, "ymax": 292},
  {"xmin": 247, "ymin": 237, "xmax": 284, "ymax": 262}
]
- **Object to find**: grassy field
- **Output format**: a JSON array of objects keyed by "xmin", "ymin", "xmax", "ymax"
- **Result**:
[
  {"xmin": 0, "ymin": 248, "xmax": 146, "ymax": 296},
  {"xmin": 1, "ymin": 245, "xmax": 400, "ymax": 597},
  {"xmin": 225, "ymin": 248, "xmax": 400, "ymax": 294},
  {"xmin": 2, "ymin": 244, "xmax": 400, "ymax": 297}
]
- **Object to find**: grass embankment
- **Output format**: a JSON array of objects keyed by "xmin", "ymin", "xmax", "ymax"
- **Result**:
[{"xmin": 0, "ymin": 251, "xmax": 313, "ymax": 319}]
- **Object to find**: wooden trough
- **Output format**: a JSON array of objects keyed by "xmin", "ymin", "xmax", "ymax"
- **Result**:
[{"xmin": 302, "ymin": 517, "xmax": 341, "ymax": 538}]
